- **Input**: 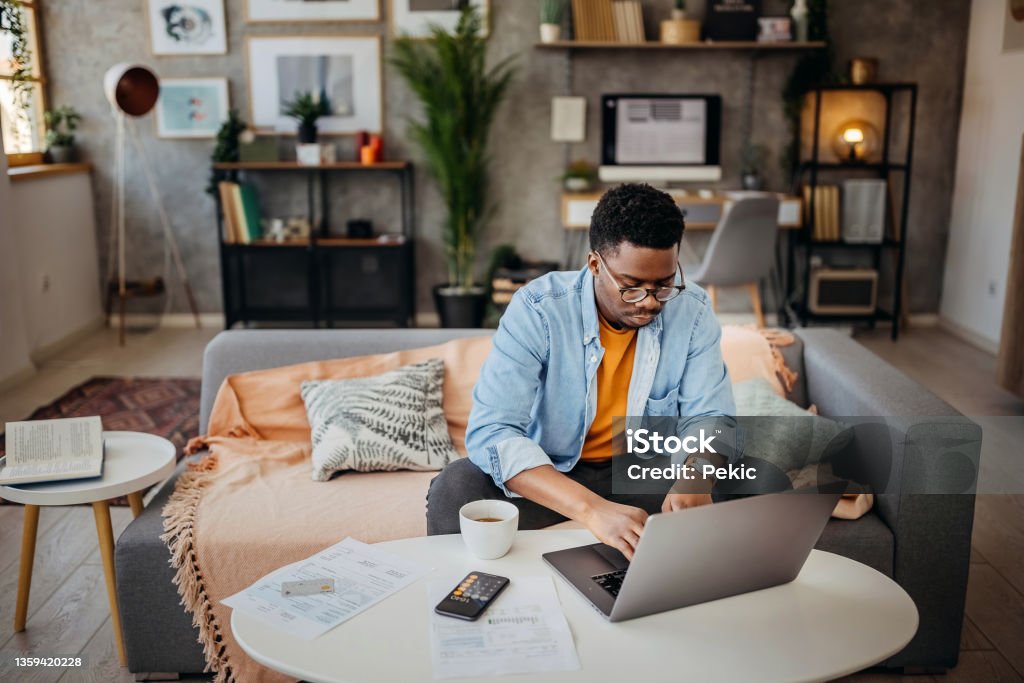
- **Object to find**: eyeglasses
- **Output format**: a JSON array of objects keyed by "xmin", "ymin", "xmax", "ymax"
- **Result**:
[{"xmin": 594, "ymin": 251, "xmax": 685, "ymax": 304}]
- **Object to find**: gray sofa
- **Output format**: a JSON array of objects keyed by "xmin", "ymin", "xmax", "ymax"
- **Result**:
[{"xmin": 115, "ymin": 328, "xmax": 978, "ymax": 678}]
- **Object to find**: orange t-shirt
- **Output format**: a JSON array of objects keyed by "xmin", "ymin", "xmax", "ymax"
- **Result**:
[{"xmin": 579, "ymin": 313, "xmax": 637, "ymax": 461}]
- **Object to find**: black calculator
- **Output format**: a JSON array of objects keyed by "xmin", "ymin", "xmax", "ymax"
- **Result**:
[{"xmin": 434, "ymin": 571, "xmax": 510, "ymax": 621}]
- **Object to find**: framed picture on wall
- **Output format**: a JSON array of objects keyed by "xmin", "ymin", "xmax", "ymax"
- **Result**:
[
  {"xmin": 246, "ymin": 0, "xmax": 380, "ymax": 23},
  {"xmin": 146, "ymin": 0, "xmax": 228, "ymax": 55},
  {"xmin": 390, "ymin": 0, "xmax": 489, "ymax": 38},
  {"xmin": 246, "ymin": 36, "xmax": 383, "ymax": 136},
  {"xmin": 155, "ymin": 78, "xmax": 229, "ymax": 138}
]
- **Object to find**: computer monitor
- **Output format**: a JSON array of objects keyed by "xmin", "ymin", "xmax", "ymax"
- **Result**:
[{"xmin": 599, "ymin": 94, "xmax": 722, "ymax": 183}]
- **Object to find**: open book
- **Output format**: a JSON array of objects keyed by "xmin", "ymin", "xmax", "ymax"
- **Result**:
[{"xmin": 0, "ymin": 416, "xmax": 104, "ymax": 485}]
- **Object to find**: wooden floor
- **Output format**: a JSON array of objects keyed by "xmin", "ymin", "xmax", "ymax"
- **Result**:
[{"xmin": 0, "ymin": 324, "xmax": 1021, "ymax": 682}]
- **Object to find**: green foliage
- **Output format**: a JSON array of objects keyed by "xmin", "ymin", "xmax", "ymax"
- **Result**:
[
  {"xmin": 281, "ymin": 92, "xmax": 331, "ymax": 127},
  {"xmin": 0, "ymin": 0, "xmax": 35, "ymax": 121},
  {"xmin": 675, "ymin": 0, "xmax": 686, "ymax": 11},
  {"xmin": 741, "ymin": 143, "xmax": 767, "ymax": 175},
  {"xmin": 389, "ymin": 5, "xmax": 517, "ymax": 290},
  {"xmin": 206, "ymin": 109, "xmax": 247, "ymax": 196},
  {"xmin": 539, "ymin": 0, "xmax": 565, "ymax": 24},
  {"xmin": 559, "ymin": 159, "xmax": 598, "ymax": 182},
  {"xmin": 781, "ymin": 0, "xmax": 837, "ymax": 179},
  {"xmin": 43, "ymin": 106, "xmax": 81, "ymax": 148}
]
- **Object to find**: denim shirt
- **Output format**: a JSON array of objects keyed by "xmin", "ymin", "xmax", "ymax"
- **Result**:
[{"xmin": 465, "ymin": 266, "xmax": 736, "ymax": 496}]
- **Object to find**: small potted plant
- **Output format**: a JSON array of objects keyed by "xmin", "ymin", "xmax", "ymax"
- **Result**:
[
  {"xmin": 44, "ymin": 106, "xmax": 81, "ymax": 164},
  {"xmin": 741, "ymin": 143, "xmax": 767, "ymax": 191},
  {"xmin": 560, "ymin": 160, "xmax": 598, "ymax": 192},
  {"xmin": 661, "ymin": 0, "xmax": 699, "ymax": 43},
  {"xmin": 539, "ymin": 0, "xmax": 565, "ymax": 43},
  {"xmin": 282, "ymin": 91, "xmax": 330, "ymax": 144}
]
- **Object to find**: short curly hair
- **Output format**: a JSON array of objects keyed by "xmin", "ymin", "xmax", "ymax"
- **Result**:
[{"xmin": 589, "ymin": 183, "xmax": 684, "ymax": 255}]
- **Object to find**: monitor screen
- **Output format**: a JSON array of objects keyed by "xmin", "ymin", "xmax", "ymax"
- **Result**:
[{"xmin": 602, "ymin": 94, "xmax": 721, "ymax": 167}]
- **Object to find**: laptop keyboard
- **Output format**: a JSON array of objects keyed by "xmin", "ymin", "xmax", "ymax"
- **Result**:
[{"xmin": 591, "ymin": 569, "xmax": 627, "ymax": 597}]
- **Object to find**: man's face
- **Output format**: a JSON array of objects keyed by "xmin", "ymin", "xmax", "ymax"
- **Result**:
[{"xmin": 588, "ymin": 242, "xmax": 680, "ymax": 329}]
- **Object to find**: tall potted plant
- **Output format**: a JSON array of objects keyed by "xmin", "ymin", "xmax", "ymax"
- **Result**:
[{"xmin": 390, "ymin": 5, "xmax": 516, "ymax": 328}]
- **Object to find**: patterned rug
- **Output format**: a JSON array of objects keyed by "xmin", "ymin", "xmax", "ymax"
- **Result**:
[{"xmin": 1, "ymin": 376, "xmax": 201, "ymax": 506}]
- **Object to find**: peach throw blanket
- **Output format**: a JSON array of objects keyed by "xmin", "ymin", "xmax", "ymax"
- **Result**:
[
  {"xmin": 161, "ymin": 337, "xmax": 493, "ymax": 683},
  {"xmin": 162, "ymin": 328, "xmax": 867, "ymax": 682}
]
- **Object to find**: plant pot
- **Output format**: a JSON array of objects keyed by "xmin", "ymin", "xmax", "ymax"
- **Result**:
[
  {"xmin": 48, "ymin": 145, "xmax": 76, "ymax": 164},
  {"xmin": 563, "ymin": 176, "xmax": 593, "ymax": 192},
  {"xmin": 433, "ymin": 284, "xmax": 488, "ymax": 328},
  {"xmin": 742, "ymin": 172, "xmax": 764, "ymax": 191},
  {"xmin": 297, "ymin": 123, "xmax": 318, "ymax": 144},
  {"xmin": 671, "ymin": 8, "xmax": 686, "ymax": 20},
  {"xmin": 660, "ymin": 19, "xmax": 701, "ymax": 44},
  {"xmin": 540, "ymin": 23, "xmax": 562, "ymax": 43}
]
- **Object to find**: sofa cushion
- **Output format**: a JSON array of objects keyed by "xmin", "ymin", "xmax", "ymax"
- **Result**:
[
  {"xmin": 720, "ymin": 326, "xmax": 789, "ymax": 397},
  {"xmin": 205, "ymin": 335, "xmax": 492, "ymax": 454},
  {"xmin": 302, "ymin": 359, "xmax": 459, "ymax": 480},
  {"xmin": 815, "ymin": 512, "xmax": 894, "ymax": 577}
]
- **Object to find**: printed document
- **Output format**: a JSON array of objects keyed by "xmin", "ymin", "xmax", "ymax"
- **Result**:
[
  {"xmin": 428, "ymin": 575, "xmax": 580, "ymax": 679},
  {"xmin": 223, "ymin": 537, "xmax": 430, "ymax": 640}
]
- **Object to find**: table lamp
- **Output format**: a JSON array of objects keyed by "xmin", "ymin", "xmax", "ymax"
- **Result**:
[{"xmin": 833, "ymin": 119, "xmax": 878, "ymax": 163}]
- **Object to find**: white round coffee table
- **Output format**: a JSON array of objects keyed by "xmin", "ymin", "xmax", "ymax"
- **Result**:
[
  {"xmin": 0, "ymin": 431, "xmax": 176, "ymax": 666},
  {"xmin": 231, "ymin": 529, "xmax": 919, "ymax": 683}
]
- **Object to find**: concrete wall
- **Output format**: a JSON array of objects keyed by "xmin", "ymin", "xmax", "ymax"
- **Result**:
[
  {"xmin": 40, "ymin": 0, "xmax": 970, "ymax": 319},
  {"xmin": 0, "ymin": 143, "xmax": 33, "ymax": 386},
  {"xmin": 940, "ymin": 0, "xmax": 1024, "ymax": 347},
  {"xmin": 10, "ymin": 173, "xmax": 103, "ymax": 351}
]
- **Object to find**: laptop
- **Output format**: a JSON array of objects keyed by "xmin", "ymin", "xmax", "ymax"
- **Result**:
[{"xmin": 542, "ymin": 491, "xmax": 842, "ymax": 622}]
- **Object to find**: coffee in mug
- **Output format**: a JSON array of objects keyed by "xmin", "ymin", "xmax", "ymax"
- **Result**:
[{"xmin": 459, "ymin": 500, "xmax": 519, "ymax": 559}]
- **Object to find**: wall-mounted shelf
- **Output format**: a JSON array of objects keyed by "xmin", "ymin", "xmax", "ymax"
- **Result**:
[
  {"xmin": 534, "ymin": 40, "xmax": 826, "ymax": 50},
  {"xmin": 213, "ymin": 161, "xmax": 410, "ymax": 172}
]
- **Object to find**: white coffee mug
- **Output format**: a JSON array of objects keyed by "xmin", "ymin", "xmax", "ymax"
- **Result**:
[{"xmin": 458, "ymin": 500, "xmax": 519, "ymax": 560}]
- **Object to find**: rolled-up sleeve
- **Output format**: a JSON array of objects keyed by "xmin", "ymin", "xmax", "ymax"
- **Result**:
[
  {"xmin": 675, "ymin": 300, "xmax": 738, "ymax": 464},
  {"xmin": 465, "ymin": 290, "xmax": 554, "ymax": 496}
]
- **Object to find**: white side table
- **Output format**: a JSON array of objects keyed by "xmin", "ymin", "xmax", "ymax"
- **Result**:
[
  {"xmin": 0, "ymin": 431, "xmax": 176, "ymax": 666},
  {"xmin": 232, "ymin": 529, "xmax": 919, "ymax": 683}
]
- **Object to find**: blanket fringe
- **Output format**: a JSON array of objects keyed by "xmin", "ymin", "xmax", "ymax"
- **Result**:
[{"xmin": 160, "ymin": 451, "xmax": 235, "ymax": 683}]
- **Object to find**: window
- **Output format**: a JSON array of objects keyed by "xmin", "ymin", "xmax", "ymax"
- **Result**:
[{"xmin": 1, "ymin": 0, "xmax": 46, "ymax": 166}]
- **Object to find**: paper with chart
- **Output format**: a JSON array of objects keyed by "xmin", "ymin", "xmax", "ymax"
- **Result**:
[
  {"xmin": 428, "ymin": 575, "xmax": 580, "ymax": 679},
  {"xmin": 223, "ymin": 537, "xmax": 430, "ymax": 640}
]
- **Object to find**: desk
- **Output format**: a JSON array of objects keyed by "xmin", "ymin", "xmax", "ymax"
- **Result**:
[{"xmin": 232, "ymin": 529, "xmax": 918, "ymax": 683}]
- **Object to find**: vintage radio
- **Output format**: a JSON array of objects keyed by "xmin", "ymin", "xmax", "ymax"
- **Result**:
[{"xmin": 808, "ymin": 268, "xmax": 878, "ymax": 315}]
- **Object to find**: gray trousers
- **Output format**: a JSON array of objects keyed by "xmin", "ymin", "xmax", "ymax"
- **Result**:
[
  {"xmin": 425, "ymin": 457, "xmax": 669, "ymax": 535},
  {"xmin": 425, "ymin": 456, "xmax": 790, "ymax": 535}
]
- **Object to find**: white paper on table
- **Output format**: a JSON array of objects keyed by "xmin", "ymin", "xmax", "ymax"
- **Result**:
[
  {"xmin": 222, "ymin": 537, "xmax": 431, "ymax": 640},
  {"xmin": 428, "ymin": 575, "xmax": 580, "ymax": 679}
]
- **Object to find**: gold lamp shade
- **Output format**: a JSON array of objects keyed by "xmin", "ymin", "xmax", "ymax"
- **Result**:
[
  {"xmin": 832, "ymin": 119, "xmax": 879, "ymax": 163},
  {"xmin": 103, "ymin": 64, "xmax": 160, "ymax": 117}
]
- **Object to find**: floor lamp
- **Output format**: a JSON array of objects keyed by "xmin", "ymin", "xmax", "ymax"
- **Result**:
[{"xmin": 102, "ymin": 63, "xmax": 200, "ymax": 346}]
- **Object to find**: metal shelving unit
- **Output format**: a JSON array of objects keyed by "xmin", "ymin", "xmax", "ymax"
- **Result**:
[
  {"xmin": 211, "ymin": 161, "xmax": 416, "ymax": 329},
  {"xmin": 787, "ymin": 82, "xmax": 918, "ymax": 340}
]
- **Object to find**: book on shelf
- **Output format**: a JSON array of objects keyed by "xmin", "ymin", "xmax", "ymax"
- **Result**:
[
  {"xmin": 612, "ymin": 0, "xmax": 644, "ymax": 43},
  {"xmin": 218, "ymin": 181, "xmax": 263, "ymax": 244},
  {"xmin": 803, "ymin": 184, "xmax": 841, "ymax": 241},
  {"xmin": 0, "ymin": 416, "xmax": 104, "ymax": 486},
  {"xmin": 573, "ymin": 0, "xmax": 616, "ymax": 41}
]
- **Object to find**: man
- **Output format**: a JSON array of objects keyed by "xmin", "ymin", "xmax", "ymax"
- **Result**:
[{"xmin": 426, "ymin": 183, "xmax": 735, "ymax": 559}]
